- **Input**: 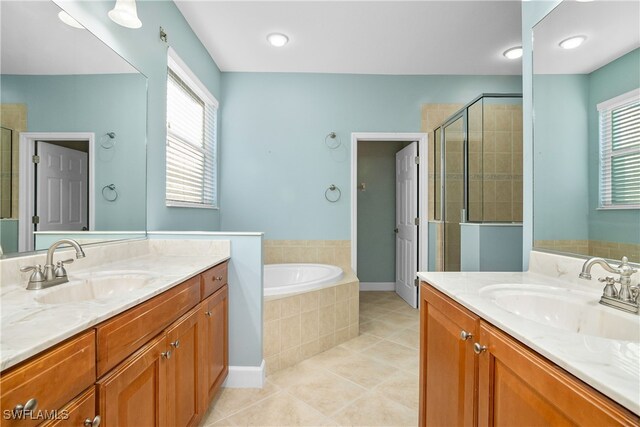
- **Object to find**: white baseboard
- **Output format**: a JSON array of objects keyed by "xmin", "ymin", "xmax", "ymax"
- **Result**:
[
  {"xmin": 223, "ymin": 360, "xmax": 265, "ymax": 388},
  {"xmin": 360, "ymin": 282, "xmax": 395, "ymax": 291}
]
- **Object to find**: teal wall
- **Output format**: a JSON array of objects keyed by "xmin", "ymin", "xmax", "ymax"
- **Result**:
[
  {"xmin": 461, "ymin": 224, "xmax": 523, "ymax": 272},
  {"xmin": 0, "ymin": 219, "xmax": 18, "ymax": 254},
  {"xmin": 220, "ymin": 73, "xmax": 522, "ymax": 239},
  {"xmin": 53, "ymin": 0, "xmax": 222, "ymax": 232},
  {"xmin": 356, "ymin": 141, "xmax": 406, "ymax": 282},
  {"xmin": 1, "ymin": 74, "xmax": 147, "ymax": 230},
  {"xmin": 587, "ymin": 49, "xmax": 640, "ymax": 244}
]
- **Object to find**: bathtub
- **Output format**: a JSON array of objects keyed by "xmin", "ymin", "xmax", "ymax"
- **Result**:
[{"xmin": 263, "ymin": 263, "xmax": 344, "ymax": 297}]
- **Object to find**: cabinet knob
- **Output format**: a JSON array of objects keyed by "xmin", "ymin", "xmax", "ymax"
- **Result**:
[
  {"xmin": 13, "ymin": 398, "xmax": 38, "ymax": 417},
  {"xmin": 170, "ymin": 340, "xmax": 180, "ymax": 348},
  {"xmin": 161, "ymin": 350, "xmax": 172, "ymax": 359},
  {"xmin": 460, "ymin": 330, "xmax": 473, "ymax": 341},
  {"xmin": 205, "ymin": 311, "xmax": 212, "ymax": 317},
  {"xmin": 84, "ymin": 415, "xmax": 101, "ymax": 427},
  {"xmin": 473, "ymin": 343, "xmax": 487, "ymax": 354},
  {"xmin": 214, "ymin": 276, "xmax": 223, "ymax": 281}
]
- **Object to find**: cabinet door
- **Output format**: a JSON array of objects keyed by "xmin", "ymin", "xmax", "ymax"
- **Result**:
[
  {"xmin": 203, "ymin": 285, "xmax": 229, "ymax": 403},
  {"xmin": 40, "ymin": 387, "xmax": 98, "ymax": 427},
  {"xmin": 477, "ymin": 322, "xmax": 639, "ymax": 427},
  {"xmin": 420, "ymin": 284, "xmax": 479, "ymax": 427},
  {"xmin": 96, "ymin": 335, "xmax": 167, "ymax": 427},
  {"xmin": 165, "ymin": 306, "xmax": 206, "ymax": 427}
]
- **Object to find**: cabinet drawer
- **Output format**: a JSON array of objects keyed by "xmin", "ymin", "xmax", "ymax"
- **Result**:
[
  {"xmin": 40, "ymin": 387, "xmax": 97, "ymax": 427},
  {"xmin": 96, "ymin": 276, "xmax": 200, "ymax": 377},
  {"xmin": 0, "ymin": 331, "xmax": 96, "ymax": 427},
  {"xmin": 201, "ymin": 261, "xmax": 228, "ymax": 300}
]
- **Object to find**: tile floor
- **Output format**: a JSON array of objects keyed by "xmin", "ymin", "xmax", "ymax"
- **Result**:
[{"xmin": 201, "ymin": 291, "xmax": 419, "ymax": 427}]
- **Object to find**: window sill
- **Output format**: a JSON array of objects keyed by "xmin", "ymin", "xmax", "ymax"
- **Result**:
[
  {"xmin": 166, "ymin": 201, "xmax": 219, "ymax": 210},
  {"xmin": 597, "ymin": 205, "xmax": 640, "ymax": 211}
]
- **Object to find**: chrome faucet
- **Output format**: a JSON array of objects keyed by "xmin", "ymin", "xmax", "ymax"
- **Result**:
[
  {"xmin": 579, "ymin": 256, "xmax": 639, "ymax": 314},
  {"xmin": 21, "ymin": 239, "xmax": 85, "ymax": 290}
]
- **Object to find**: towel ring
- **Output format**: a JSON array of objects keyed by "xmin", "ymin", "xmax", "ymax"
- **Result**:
[
  {"xmin": 325, "ymin": 132, "xmax": 341, "ymax": 149},
  {"xmin": 325, "ymin": 184, "xmax": 341, "ymax": 203},
  {"xmin": 100, "ymin": 132, "xmax": 116, "ymax": 149},
  {"xmin": 102, "ymin": 184, "xmax": 118, "ymax": 202}
]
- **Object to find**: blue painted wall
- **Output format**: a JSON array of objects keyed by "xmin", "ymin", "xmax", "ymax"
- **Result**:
[
  {"xmin": 461, "ymin": 224, "xmax": 523, "ymax": 272},
  {"xmin": 53, "ymin": 0, "xmax": 222, "ymax": 232},
  {"xmin": 1, "ymin": 74, "xmax": 147, "ymax": 230},
  {"xmin": 587, "ymin": 49, "xmax": 640, "ymax": 244},
  {"xmin": 220, "ymin": 73, "xmax": 522, "ymax": 239}
]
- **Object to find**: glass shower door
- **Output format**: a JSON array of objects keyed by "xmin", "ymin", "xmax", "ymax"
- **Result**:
[{"xmin": 443, "ymin": 116, "xmax": 465, "ymax": 271}]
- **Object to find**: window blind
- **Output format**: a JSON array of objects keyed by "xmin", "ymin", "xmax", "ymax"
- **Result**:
[
  {"xmin": 166, "ymin": 67, "xmax": 217, "ymax": 208},
  {"xmin": 598, "ymin": 89, "xmax": 640, "ymax": 208}
]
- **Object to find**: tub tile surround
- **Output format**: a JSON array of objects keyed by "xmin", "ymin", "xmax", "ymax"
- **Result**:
[
  {"xmin": 417, "ymin": 250, "xmax": 640, "ymax": 415},
  {"xmin": 0, "ymin": 238, "xmax": 230, "ymax": 370},
  {"xmin": 264, "ymin": 269, "xmax": 360, "ymax": 374},
  {"xmin": 264, "ymin": 240, "xmax": 351, "ymax": 266}
]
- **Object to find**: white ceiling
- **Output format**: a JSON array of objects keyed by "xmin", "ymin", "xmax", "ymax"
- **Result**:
[
  {"xmin": 533, "ymin": 1, "xmax": 640, "ymax": 75},
  {"xmin": 175, "ymin": 1, "xmax": 523, "ymax": 75},
  {"xmin": 1, "ymin": 0, "xmax": 138, "ymax": 75}
]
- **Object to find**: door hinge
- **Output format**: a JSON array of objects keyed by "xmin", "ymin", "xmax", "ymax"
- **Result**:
[
  {"xmin": 32, "ymin": 155, "xmax": 40, "ymax": 164},
  {"xmin": 32, "ymin": 215, "xmax": 39, "ymax": 224},
  {"xmin": 414, "ymin": 278, "xmax": 420, "ymax": 287},
  {"xmin": 414, "ymin": 217, "xmax": 420, "ymax": 226},
  {"xmin": 414, "ymin": 156, "xmax": 420, "ymax": 164}
]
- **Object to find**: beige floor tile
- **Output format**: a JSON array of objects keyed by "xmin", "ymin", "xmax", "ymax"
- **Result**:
[
  {"xmin": 377, "ymin": 311, "xmax": 418, "ymax": 329},
  {"xmin": 365, "ymin": 340, "xmax": 419, "ymax": 371},
  {"xmin": 227, "ymin": 391, "xmax": 331, "ymax": 426},
  {"xmin": 285, "ymin": 368, "xmax": 367, "ymax": 416},
  {"xmin": 201, "ymin": 407, "xmax": 227, "ymax": 426},
  {"xmin": 300, "ymin": 345, "xmax": 355, "ymax": 370},
  {"xmin": 332, "ymin": 391, "xmax": 418, "ymax": 426},
  {"xmin": 326, "ymin": 353, "xmax": 395, "ymax": 389},
  {"xmin": 211, "ymin": 381, "xmax": 280, "ymax": 418},
  {"xmin": 337, "ymin": 333, "xmax": 381, "ymax": 352},
  {"xmin": 378, "ymin": 298, "xmax": 413, "ymax": 311},
  {"xmin": 268, "ymin": 363, "xmax": 323, "ymax": 389},
  {"xmin": 359, "ymin": 319, "xmax": 401, "ymax": 339},
  {"xmin": 374, "ymin": 369, "xmax": 420, "ymax": 411},
  {"xmin": 387, "ymin": 328, "xmax": 420, "ymax": 350}
]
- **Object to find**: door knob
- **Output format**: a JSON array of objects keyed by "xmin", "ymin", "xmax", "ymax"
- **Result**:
[
  {"xmin": 394, "ymin": 228, "xmax": 399, "ymax": 233},
  {"xmin": 473, "ymin": 343, "xmax": 487, "ymax": 354}
]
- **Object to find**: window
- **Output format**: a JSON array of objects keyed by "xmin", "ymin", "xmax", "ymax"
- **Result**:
[
  {"xmin": 166, "ymin": 48, "xmax": 218, "ymax": 208},
  {"xmin": 598, "ymin": 88, "xmax": 640, "ymax": 209}
]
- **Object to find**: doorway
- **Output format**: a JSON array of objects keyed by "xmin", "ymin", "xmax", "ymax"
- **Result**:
[
  {"xmin": 351, "ymin": 133, "xmax": 428, "ymax": 308},
  {"xmin": 19, "ymin": 132, "xmax": 95, "ymax": 251}
]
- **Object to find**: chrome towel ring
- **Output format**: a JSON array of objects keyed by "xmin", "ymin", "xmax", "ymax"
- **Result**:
[
  {"xmin": 100, "ymin": 132, "xmax": 116, "ymax": 149},
  {"xmin": 102, "ymin": 184, "xmax": 118, "ymax": 202},
  {"xmin": 325, "ymin": 132, "xmax": 341, "ymax": 149},
  {"xmin": 325, "ymin": 184, "xmax": 341, "ymax": 203}
]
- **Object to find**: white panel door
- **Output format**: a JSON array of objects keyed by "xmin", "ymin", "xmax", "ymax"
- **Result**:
[
  {"xmin": 395, "ymin": 142, "xmax": 418, "ymax": 308},
  {"xmin": 36, "ymin": 141, "xmax": 88, "ymax": 231}
]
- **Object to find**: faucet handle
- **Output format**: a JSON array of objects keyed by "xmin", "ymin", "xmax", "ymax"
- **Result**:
[
  {"xmin": 20, "ymin": 265, "xmax": 45, "ymax": 284},
  {"xmin": 619, "ymin": 257, "xmax": 637, "ymax": 275},
  {"xmin": 599, "ymin": 276, "xmax": 619, "ymax": 298},
  {"xmin": 54, "ymin": 259, "xmax": 74, "ymax": 278}
]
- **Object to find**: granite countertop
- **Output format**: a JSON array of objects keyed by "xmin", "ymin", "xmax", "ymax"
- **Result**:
[
  {"xmin": 417, "ymin": 270, "xmax": 640, "ymax": 415},
  {"xmin": 0, "ymin": 253, "xmax": 229, "ymax": 371}
]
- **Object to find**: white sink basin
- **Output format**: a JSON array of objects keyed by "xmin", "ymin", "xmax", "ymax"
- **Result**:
[
  {"xmin": 479, "ymin": 284, "xmax": 640, "ymax": 342},
  {"xmin": 35, "ymin": 271, "xmax": 160, "ymax": 304}
]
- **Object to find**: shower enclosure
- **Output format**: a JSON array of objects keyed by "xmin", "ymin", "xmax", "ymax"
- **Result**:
[{"xmin": 430, "ymin": 94, "xmax": 523, "ymax": 272}]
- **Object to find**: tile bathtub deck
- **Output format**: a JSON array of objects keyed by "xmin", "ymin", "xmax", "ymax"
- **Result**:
[{"xmin": 201, "ymin": 291, "xmax": 419, "ymax": 427}]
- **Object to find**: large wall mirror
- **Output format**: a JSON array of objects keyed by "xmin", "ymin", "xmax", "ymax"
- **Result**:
[
  {"xmin": 533, "ymin": 0, "xmax": 640, "ymax": 263},
  {"xmin": 0, "ymin": 1, "xmax": 147, "ymax": 257}
]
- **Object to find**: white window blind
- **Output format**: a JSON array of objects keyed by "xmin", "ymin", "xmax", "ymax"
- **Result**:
[
  {"xmin": 166, "ymin": 50, "xmax": 218, "ymax": 208},
  {"xmin": 598, "ymin": 88, "xmax": 640, "ymax": 209}
]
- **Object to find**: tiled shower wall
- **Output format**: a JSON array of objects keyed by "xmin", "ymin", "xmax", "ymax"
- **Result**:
[
  {"xmin": 264, "ymin": 240, "xmax": 351, "ymax": 266},
  {"xmin": 0, "ymin": 104, "xmax": 26, "ymax": 219}
]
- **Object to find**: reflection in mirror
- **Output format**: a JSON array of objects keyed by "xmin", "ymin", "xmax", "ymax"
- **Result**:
[
  {"xmin": 533, "ymin": 0, "xmax": 640, "ymax": 263},
  {"xmin": 0, "ymin": 1, "xmax": 147, "ymax": 257}
]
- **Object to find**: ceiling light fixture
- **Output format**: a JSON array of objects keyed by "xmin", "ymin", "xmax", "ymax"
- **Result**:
[
  {"xmin": 58, "ymin": 11, "xmax": 85, "ymax": 29},
  {"xmin": 267, "ymin": 33, "xmax": 289, "ymax": 47},
  {"xmin": 559, "ymin": 35, "xmax": 586, "ymax": 50},
  {"xmin": 503, "ymin": 46, "xmax": 523, "ymax": 60},
  {"xmin": 108, "ymin": 0, "xmax": 142, "ymax": 29}
]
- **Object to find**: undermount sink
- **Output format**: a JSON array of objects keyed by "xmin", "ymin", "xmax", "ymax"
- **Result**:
[
  {"xmin": 479, "ymin": 284, "xmax": 640, "ymax": 342},
  {"xmin": 35, "ymin": 271, "xmax": 160, "ymax": 304}
]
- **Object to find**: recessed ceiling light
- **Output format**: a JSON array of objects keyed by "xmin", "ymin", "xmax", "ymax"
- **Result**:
[
  {"xmin": 503, "ymin": 46, "xmax": 523, "ymax": 60},
  {"xmin": 58, "ymin": 11, "xmax": 85, "ymax": 29},
  {"xmin": 267, "ymin": 33, "xmax": 289, "ymax": 48},
  {"xmin": 559, "ymin": 36, "xmax": 586, "ymax": 50}
]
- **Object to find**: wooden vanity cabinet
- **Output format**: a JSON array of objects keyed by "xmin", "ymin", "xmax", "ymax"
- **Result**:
[
  {"xmin": 40, "ymin": 387, "xmax": 98, "ymax": 427},
  {"xmin": 202, "ymin": 285, "xmax": 229, "ymax": 403},
  {"xmin": 419, "ymin": 282, "xmax": 639, "ymax": 427}
]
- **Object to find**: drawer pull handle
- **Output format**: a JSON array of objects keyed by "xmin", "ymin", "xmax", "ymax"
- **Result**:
[
  {"xmin": 161, "ymin": 350, "xmax": 172, "ymax": 359},
  {"xmin": 170, "ymin": 340, "xmax": 180, "ymax": 348},
  {"xmin": 84, "ymin": 415, "xmax": 101, "ymax": 427},
  {"xmin": 205, "ymin": 311, "xmax": 212, "ymax": 317},
  {"xmin": 460, "ymin": 330, "xmax": 473, "ymax": 341},
  {"xmin": 214, "ymin": 276, "xmax": 223, "ymax": 281},
  {"xmin": 473, "ymin": 343, "xmax": 487, "ymax": 354},
  {"xmin": 13, "ymin": 398, "xmax": 38, "ymax": 417}
]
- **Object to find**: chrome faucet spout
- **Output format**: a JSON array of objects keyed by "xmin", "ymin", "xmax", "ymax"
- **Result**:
[
  {"xmin": 22, "ymin": 238, "xmax": 86, "ymax": 290},
  {"xmin": 579, "ymin": 257, "xmax": 619, "ymax": 281},
  {"xmin": 579, "ymin": 256, "xmax": 639, "ymax": 314},
  {"xmin": 44, "ymin": 239, "xmax": 85, "ymax": 281}
]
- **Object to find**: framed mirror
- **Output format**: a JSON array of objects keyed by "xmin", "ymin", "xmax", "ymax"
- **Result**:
[
  {"xmin": 532, "ymin": 0, "xmax": 640, "ymax": 263},
  {"xmin": 0, "ymin": 1, "xmax": 147, "ymax": 257}
]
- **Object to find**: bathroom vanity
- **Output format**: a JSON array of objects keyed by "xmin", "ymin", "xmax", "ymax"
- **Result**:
[
  {"xmin": 418, "ymin": 254, "xmax": 640, "ymax": 426},
  {"xmin": 0, "ymin": 240, "xmax": 230, "ymax": 427}
]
